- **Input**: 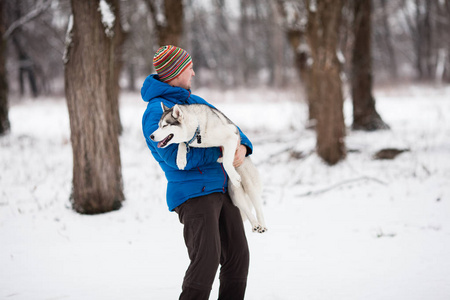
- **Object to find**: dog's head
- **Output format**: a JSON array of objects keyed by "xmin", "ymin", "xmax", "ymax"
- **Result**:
[{"xmin": 150, "ymin": 103, "xmax": 189, "ymax": 148}]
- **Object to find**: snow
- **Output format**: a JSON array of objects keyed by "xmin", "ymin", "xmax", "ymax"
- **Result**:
[
  {"xmin": 99, "ymin": 0, "xmax": 115, "ymax": 38},
  {"xmin": 1, "ymin": 85, "xmax": 450, "ymax": 299},
  {"xmin": 63, "ymin": 15, "xmax": 73, "ymax": 64}
]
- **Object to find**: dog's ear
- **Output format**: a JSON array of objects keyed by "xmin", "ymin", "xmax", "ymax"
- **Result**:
[
  {"xmin": 161, "ymin": 102, "xmax": 170, "ymax": 112},
  {"xmin": 172, "ymin": 105, "xmax": 183, "ymax": 120}
]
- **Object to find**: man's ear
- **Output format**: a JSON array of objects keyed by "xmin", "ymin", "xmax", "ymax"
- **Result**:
[
  {"xmin": 161, "ymin": 102, "xmax": 170, "ymax": 112},
  {"xmin": 172, "ymin": 104, "xmax": 183, "ymax": 120}
]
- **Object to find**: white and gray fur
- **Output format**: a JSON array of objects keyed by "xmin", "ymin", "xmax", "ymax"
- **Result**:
[{"xmin": 150, "ymin": 103, "xmax": 267, "ymax": 233}]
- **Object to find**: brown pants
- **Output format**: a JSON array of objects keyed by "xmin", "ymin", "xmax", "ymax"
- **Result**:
[{"xmin": 175, "ymin": 192, "xmax": 249, "ymax": 300}]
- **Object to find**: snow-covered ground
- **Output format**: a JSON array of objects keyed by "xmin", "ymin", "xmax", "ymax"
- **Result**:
[{"xmin": 1, "ymin": 84, "xmax": 449, "ymax": 300}]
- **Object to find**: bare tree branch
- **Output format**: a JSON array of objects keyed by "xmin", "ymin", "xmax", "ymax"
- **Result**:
[{"xmin": 3, "ymin": 0, "xmax": 52, "ymax": 40}]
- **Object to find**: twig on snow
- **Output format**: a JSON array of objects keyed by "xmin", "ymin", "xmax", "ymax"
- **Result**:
[{"xmin": 296, "ymin": 176, "xmax": 388, "ymax": 197}]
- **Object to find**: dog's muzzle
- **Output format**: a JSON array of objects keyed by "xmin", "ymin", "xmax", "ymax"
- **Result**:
[{"xmin": 151, "ymin": 133, "xmax": 174, "ymax": 148}]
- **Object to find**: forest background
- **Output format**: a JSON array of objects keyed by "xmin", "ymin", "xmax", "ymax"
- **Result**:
[
  {"xmin": 2, "ymin": 0, "xmax": 450, "ymax": 212},
  {"xmin": 1, "ymin": 1, "xmax": 450, "ymax": 299},
  {"xmin": 3, "ymin": 0, "xmax": 450, "ymax": 94}
]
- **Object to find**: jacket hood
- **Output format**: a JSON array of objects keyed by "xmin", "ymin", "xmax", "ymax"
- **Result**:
[{"xmin": 141, "ymin": 74, "xmax": 191, "ymax": 104}]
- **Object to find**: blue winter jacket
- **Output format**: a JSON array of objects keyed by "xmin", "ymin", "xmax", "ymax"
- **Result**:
[{"xmin": 141, "ymin": 74, "xmax": 253, "ymax": 211}]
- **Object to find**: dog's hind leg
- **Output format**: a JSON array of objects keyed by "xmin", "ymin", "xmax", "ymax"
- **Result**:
[
  {"xmin": 220, "ymin": 141, "xmax": 241, "ymax": 187},
  {"xmin": 239, "ymin": 158, "xmax": 267, "ymax": 233},
  {"xmin": 245, "ymin": 188, "xmax": 267, "ymax": 233},
  {"xmin": 228, "ymin": 184, "xmax": 261, "ymax": 232}
]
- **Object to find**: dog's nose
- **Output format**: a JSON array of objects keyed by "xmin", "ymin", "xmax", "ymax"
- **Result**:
[{"xmin": 150, "ymin": 134, "xmax": 155, "ymax": 140}]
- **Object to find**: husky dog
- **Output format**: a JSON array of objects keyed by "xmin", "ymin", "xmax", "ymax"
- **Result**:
[{"xmin": 150, "ymin": 103, "xmax": 267, "ymax": 233}]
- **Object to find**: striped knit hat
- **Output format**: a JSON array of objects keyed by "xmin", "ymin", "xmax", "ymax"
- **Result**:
[{"xmin": 153, "ymin": 45, "xmax": 193, "ymax": 82}]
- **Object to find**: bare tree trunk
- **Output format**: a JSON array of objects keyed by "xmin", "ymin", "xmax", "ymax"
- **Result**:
[
  {"xmin": 445, "ymin": 0, "xmax": 450, "ymax": 82},
  {"xmin": 0, "ymin": 0, "xmax": 10, "ymax": 135},
  {"xmin": 213, "ymin": 0, "xmax": 234, "ymax": 87},
  {"xmin": 268, "ymin": 1, "xmax": 285, "ymax": 88},
  {"xmin": 414, "ymin": 0, "xmax": 424, "ymax": 79},
  {"xmin": 108, "ymin": 0, "xmax": 126, "ymax": 136},
  {"xmin": 9, "ymin": 2, "xmax": 40, "ymax": 98},
  {"xmin": 64, "ymin": 0, "xmax": 124, "ymax": 214},
  {"xmin": 380, "ymin": 0, "xmax": 398, "ymax": 79},
  {"xmin": 351, "ymin": 0, "xmax": 389, "ymax": 131},
  {"xmin": 146, "ymin": 0, "xmax": 183, "ymax": 46},
  {"xmin": 127, "ymin": 63, "xmax": 136, "ymax": 91},
  {"xmin": 240, "ymin": 0, "xmax": 251, "ymax": 86},
  {"xmin": 12, "ymin": 34, "xmax": 38, "ymax": 98},
  {"xmin": 307, "ymin": 0, "xmax": 346, "ymax": 165},
  {"xmin": 288, "ymin": 30, "xmax": 317, "ymax": 124},
  {"xmin": 276, "ymin": 0, "xmax": 317, "ymax": 124},
  {"xmin": 414, "ymin": 0, "xmax": 434, "ymax": 80}
]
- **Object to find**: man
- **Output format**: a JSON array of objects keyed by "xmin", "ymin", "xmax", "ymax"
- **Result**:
[{"xmin": 141, "ymin": 45, "xmax": 252, "ymax": 300}]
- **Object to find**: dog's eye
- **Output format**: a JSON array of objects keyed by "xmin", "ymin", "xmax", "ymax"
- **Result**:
[{"xmin": 162, "ymin": 124, "xmax": 168, "ymax": 128}]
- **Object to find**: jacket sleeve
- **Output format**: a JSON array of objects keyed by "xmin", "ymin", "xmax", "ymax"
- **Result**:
[
  {"xmin": 237, "ymin": 126, "xmax": 253, "ymax": 156},
  {"xmin": 142, "ymin": 102, "xmax": 222, "ymax": 170}
]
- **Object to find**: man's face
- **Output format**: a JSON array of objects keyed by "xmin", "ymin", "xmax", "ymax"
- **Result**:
[{"xmin": 170, "ymin": 64, "xmax": 195, "ymax": 90}]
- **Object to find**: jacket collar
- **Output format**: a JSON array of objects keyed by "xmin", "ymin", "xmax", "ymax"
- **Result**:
[{"xmin": 141, "ymin": 74, "xmax": 191, "ymax": 104}]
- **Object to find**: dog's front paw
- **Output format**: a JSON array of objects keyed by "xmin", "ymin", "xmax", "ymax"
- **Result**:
[
  {"xmin": 176, "ymin": 144, "xmax": 187, "ymax": 170},
  {"xmin": 217, "ymin": 157, "xmax": 223, "ymax": 163},
  {"xmin": 252, "ymin": 225, "xmax": 268, "ymax": 233},
  {"xmin": 177, "ymin": 155, "xmax": 187, "ymax": 170}
]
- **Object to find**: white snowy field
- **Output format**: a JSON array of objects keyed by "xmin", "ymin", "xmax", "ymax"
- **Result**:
[{"xmin": 1, "ymin": 84, "xmax": 450, "ymax": 300}]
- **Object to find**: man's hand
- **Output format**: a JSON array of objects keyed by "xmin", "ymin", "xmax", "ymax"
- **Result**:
[{"xmin": 233, "ymin": 144, "xmax": 247, "ymax": 167}]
